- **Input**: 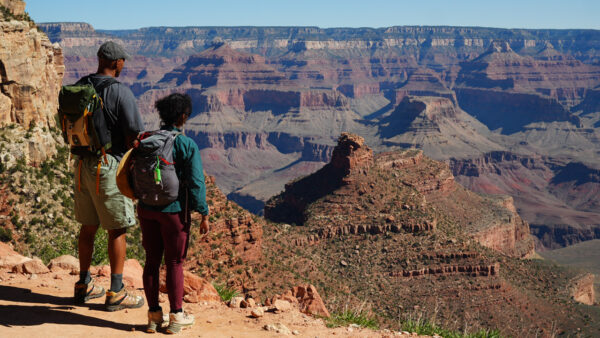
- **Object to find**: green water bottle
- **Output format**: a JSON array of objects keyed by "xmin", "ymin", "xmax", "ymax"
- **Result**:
[{"xmin": 154, "ymin": 156, "xmax": 161, "ymax": 185}]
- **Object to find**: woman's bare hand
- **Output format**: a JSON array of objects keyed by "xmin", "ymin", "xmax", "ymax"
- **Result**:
[{"xmin": 200, "ymin": 215, "xmax": 210, "ymax": 234}]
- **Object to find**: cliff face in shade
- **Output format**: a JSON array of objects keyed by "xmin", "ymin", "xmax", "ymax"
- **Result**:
[
  {"xmin": 0, "ymin": 3, "xmax": 64, "ymax": 164},
  {"xmin": 454, "ymin": 40, "xmax": 598, "ymax": 133}
]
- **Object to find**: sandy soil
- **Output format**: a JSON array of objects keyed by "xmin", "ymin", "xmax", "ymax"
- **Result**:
[{"xmin": 0, "ymin": 269, "xmax": 429, "ymax": 337}]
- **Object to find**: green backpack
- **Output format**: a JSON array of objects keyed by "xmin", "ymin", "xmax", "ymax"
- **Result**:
[{"xmin": 58, "ymin": 76, "xmax": 117, "ymax": 155}]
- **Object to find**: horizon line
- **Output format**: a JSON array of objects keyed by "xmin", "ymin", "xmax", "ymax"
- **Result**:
[{"xmin": 37, "ymin": 22, "xmax": 600, "ymax": 33}]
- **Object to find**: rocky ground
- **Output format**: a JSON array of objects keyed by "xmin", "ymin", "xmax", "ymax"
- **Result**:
[{"xmin": 0, "ymin": 243, "xmax": 430, "ymax": 338}]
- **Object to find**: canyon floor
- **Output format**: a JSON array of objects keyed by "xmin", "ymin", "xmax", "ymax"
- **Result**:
[{"xmin": 0, "ymin": 269, "xmax": 429, "ymax": 338}]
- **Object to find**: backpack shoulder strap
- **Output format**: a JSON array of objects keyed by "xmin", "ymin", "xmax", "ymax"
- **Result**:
[{"xmin": 92, "ymin": 77, "xmax": 119, "ymax": 95}]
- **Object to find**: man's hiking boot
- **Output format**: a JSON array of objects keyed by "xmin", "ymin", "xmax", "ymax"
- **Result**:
[
  {"xmin": 146, "ymin": 309, "xmax": 169, "ymax": 333},
  {"xmin": 104, "ymin": 287, "xmax": 144, "ymax": 312},
  {"xmin": 165, "ymin": 311, "xmax": 194, "ymax": 334},
  {"xmin": 74, "ymin": 279, "xmax": 105, "ymax": 304}
]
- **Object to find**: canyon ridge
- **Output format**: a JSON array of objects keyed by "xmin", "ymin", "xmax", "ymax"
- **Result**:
[{"xmin": 38, "ymin": 22, "xmax": 600, "ymax": 251}]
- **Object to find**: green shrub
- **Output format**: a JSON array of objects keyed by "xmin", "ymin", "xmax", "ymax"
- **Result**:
[
  {"xmin": 326, "ymin": 308, "xmax": 378, "ymax": 330},
  {"xmin": 14, "ymin": 156, "xmax": 27, "ymax": 173},
  {"xmin": 0, "ymin": 227, "xmax": 13, "ymax": 242},
  {"xmin": 212, "ymin": 281, "xmax": 239, "ymax": 302},
  {"xmin": 400, "ymin": 318, "xmax": 502, "ymax": 338},
  {"xmin": 126, "ymin": 225, "xmax": 145, "ymax": 265},
  {"xmin": 91, "ymin": 229, "xmax": 109, "ymax": 266}
]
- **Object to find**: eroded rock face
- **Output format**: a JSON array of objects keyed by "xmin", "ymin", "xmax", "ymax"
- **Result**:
[
  {"xmin": 0, "ymin": 21, "xmax": 64, "ymax": 129},
  {"xmin": 331, "ymin": 133, "xmax": 373, "ymax": 175},
  {"xmin": 450, "ymin": 152, "xmax": 600, "ymax": 250},
  {"xmin": 0, "ymin": 5, "xmax": 64, "ymax": 164},
  {"xmin": 569, "ymin": 273, "xmax": 595, "ymax": 305},
  {"xmin": 0, "ymin": 0, "xmax": 25, "ymax": 15},
  {"xmin": 471, "ymin": 204, "xmax": 535, "ymax": 258}
]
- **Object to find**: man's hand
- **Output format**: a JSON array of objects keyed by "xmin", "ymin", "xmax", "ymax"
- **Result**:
[{"xmin": 199, "ymin": 215, "xmax": 210, "ymax": 234}]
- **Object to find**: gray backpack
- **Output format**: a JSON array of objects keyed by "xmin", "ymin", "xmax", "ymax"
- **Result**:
[{"xmin": 131, "ymin": 130, "xmax": 181, "ymax": 206}]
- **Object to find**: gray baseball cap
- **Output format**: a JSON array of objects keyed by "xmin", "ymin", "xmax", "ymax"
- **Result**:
[{"xmin": 97, "ymin": 41, "xmax": 130, "ymax": 60}]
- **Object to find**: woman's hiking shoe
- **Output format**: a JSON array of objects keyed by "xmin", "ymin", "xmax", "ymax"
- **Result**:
[
  {"xmin": 73, "ymin": 279, "xmax": 105, "ymax": 304},
  {"xmin": 146, "ymin": 309, "xmax": 169, "ymax": 333},
  {"xmin": 165, "ymin": 311, "xmax": 194, "ymax": 334},
  {"xmin": 104, "ymin": 287, "xmax": 144, "ymax": 312}
]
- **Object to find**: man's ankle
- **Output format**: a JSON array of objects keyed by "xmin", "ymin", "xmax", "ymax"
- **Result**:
[
  {"xmin": 109, "ymin": 273, "xmax": 124, "ymax": 292},
  {"xmin": 78, "ymin": 270, "xmax": 91, "ymax": 284}
]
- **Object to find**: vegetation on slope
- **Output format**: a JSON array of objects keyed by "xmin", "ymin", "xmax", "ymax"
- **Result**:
[{"xmin": 0, "ymin": 124, "xmax": 144, "ymax": 264}]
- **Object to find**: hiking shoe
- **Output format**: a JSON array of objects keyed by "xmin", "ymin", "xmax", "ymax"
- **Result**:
[
  {"xmin": 74, "ymin": 279, "xmax": 105, "ymax": 304},
  {"xmin": 146, "ymin": 309, "xmax": 169, "ymax": 333},
  {"xmin": 104, "ymin": 287, "xmax": 144, "ymax": 312},
  {"xmin": 165, "ymin": 311, "xmax": 194, "ymax": 334}
]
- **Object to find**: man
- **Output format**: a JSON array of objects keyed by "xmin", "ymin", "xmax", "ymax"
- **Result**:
[{"xmin": 73, "ymin": 41, "xmax": 145, "ymax": 311}]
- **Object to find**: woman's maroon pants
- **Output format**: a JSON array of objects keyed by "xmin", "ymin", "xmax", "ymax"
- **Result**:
[{"xmin": 138, "ymin": 206, "xmax": 188, "ymax": 312}]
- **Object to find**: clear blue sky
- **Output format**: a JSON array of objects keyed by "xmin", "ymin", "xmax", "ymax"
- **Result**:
[{"xmin": 25, "ymin": 0, "xmax": 600, "ymax": 30}]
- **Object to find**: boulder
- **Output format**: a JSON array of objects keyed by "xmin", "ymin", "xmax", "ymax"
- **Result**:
[
  {"xmin": 271, "ymin": 299, "xmax": 292, "ymax": 312},
  {"xmin": 263, "ymin": 323, "xmax": 291, "ymax": 335},
  {"xmin": 159, "ymin": 269, "xmax": 220, "ymax": 302},
  {"xmin": 241, "ymin": 298, "xmax": 256, "ymax": 308},
  {"xmin": 271, "ymin": 284, "xmax": 330, "ymax": 318},
  {"xmin": 250, "ymin": 307, "xmax": 264, "ymax": 318},
  {"xmin": 96, "ymin": 265, "xmax": 111, "ymax": 277},
  {"xmin": 47, "ymin": 255, "xmax": 79, "ymax": 273},
  {"xmin": 12, "ymin": 258, "xmax": 49, "ymax": 274},
  {"xmin": 0, "ymin": 242, "xmax": 30, "ymax": 269},
  {"xmin": 123, "ymin": 259, "xmax": 144, "ymax": 289},
  {"xmin": 229, "ymin": 296, "xmax": 245, "ymax": 308}
]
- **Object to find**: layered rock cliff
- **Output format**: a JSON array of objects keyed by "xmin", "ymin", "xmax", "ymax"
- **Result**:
[
  {"xmin": 0, "ymin": 1, "xmax": 63, "ymax": 164},
  {"xmin": 450, "ymin": 152, "xmax": 600, "ymax": 249}
]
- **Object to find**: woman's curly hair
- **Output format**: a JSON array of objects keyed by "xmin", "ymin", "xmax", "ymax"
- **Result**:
[{"xmin": 155, "ymin": 93, "xmax": 192, "ymax": 127}]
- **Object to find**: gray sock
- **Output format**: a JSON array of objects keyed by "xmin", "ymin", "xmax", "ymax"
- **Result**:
[
  {"xmin": 110, "ymin": 273, "xmax": 123, "ymax": 292},
  {"xmin": 78, "ymin": 270, "xmax": 91, "ymax": 284}
]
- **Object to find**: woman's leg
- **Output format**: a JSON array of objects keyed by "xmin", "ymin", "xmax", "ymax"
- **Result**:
[
  {"xmin": 138, "ymin": 206, "xmax": 165, "ymax": 310},
  {"xmin": 159, "ymin": 212, "xmax": 188, "ymax": 312}
]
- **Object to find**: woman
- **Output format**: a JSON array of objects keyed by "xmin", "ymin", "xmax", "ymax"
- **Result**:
[{"xmin": 138, "ymin": 93, "xmax": 210, "ymax": 334}]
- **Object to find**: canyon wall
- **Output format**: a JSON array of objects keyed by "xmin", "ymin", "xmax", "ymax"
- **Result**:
[{"xmin": 0, "ymin": 1, "xmax": 64, "ymax": 164}]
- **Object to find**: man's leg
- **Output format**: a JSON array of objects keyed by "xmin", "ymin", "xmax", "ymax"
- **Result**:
[
  {"xmin": 107, "ymin": 228, "xmax": 126, "ymax": 292},
  {"xmin": 105, "ymin": 225, "xmax": 144, "ymax": 311},
  {"xmin": 74, "ymin": 223, "xmax": 105, "ymax": 303},
  {"xmin": 78, "ymin": 224, "xmax": 98, "ymax": 283}
]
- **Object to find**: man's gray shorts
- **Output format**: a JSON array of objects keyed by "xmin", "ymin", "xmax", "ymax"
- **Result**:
[{"xmin": 74, "ymin": 154, "xmax": 135, "ymax": 230}]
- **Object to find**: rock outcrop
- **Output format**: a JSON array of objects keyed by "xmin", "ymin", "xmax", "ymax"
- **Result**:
[
  {"xmin": 450, "ymin": 152, "xmax": 600, "ymax": 249},
  {"xmin": 266, "ymin": 133, "xmax": 533, "ymax": 258},
  {"xmin": 269, "ymin": 285, "xmax": 330, "ymax": 318},
  {"xmin": 1, "ymin": 0, "xmax": 25, "ymax": 15},
  {"xmin": 0, "ymin": 1, "xmax": 64, "ymax": 164},
  {"xmin": 569, "ymin": 273, "xmax": 595, "ymax": 305}
]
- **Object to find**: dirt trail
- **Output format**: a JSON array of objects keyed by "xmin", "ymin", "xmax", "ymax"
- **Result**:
[{"xmin": 0, "ymin": 269, "xmax": 429, "ymax": 337}]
